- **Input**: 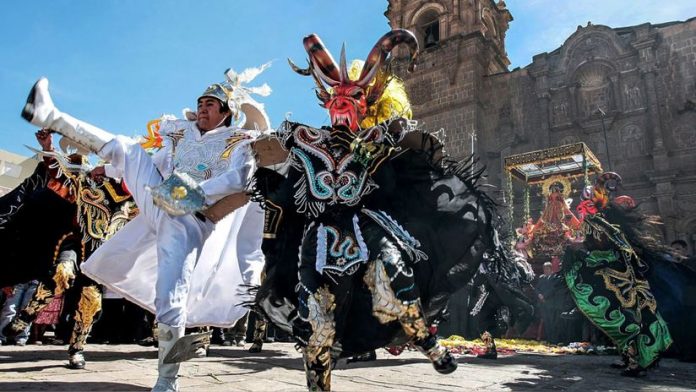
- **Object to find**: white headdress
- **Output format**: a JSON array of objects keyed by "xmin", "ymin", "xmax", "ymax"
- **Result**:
[{"xmin": 197, "ymin": 62, "xmax": 272, "ymax": 131}]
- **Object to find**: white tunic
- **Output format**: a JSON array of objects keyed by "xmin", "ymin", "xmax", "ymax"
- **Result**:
[{"xmin": 82, "ymin": 119, "xmax": 264, "ymax": 327}]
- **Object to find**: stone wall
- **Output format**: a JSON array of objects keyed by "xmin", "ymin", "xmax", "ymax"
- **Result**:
[{"xmin": 389, "ymin": 1, "xmax": 696, "ymax": 251}]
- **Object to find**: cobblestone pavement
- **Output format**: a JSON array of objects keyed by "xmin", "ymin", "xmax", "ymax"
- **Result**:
[{"xmin": 1, "ymin": 343, "xmax": 695, "ymax": 391}]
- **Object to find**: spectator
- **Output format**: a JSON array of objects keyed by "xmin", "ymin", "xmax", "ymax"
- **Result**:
[
  {"xmin": 671, "ymin": 240, "xmax": 689, "ymax": 259},
  {"xmin": 0, "ymin": 280, "xmax": 39, "ymax": 345},
  {"xmin": 534, "ymin": 263, "xmax": 561, "ymax": 343}
]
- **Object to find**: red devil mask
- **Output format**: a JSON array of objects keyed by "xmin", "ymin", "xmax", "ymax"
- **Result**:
[{"xmin": 290, "ymin": 30, "xmax": 419, "ymax": 132}]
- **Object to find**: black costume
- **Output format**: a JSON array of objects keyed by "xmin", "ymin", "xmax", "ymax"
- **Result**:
[
  {"xmin": 1, "ymin": 153, "xmax": 135, "ymax": 368},
  {"xmin": 255, "ymin": 119, "xmax": 504, "ymax": 389}
]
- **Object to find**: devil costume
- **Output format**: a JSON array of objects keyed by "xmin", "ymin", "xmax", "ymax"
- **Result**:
[
  {"xmin": 253, "ymin": 30, "xmax": 505, "ymax": 391},
  {"xmin": 1, "ymin": 149, "xmax": 136, "ymax": 369},
  {"xmin": 562, "ymin": 173, "xmax": 673, "ymax": 376},
  {"xmin": 21, "ymin": 66, "xmax": 270, "ymax": 392},
  {"xmin": 468, "ymin": 249, "xmax": 536, "ymax": 359}
]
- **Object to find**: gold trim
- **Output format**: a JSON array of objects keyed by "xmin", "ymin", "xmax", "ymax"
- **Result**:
[
  {"xmin": 539, "ymin": 175, "xmax": 573, "ymax": 199},
  {"xmin": 102, "ymin": 181, "xmax": 131, "ymax": 203},
  {"xmin": 503, "ymin": 142, "xmax": 603, "ymax": 184},
  {"xmin": 221, "ymin": 134, "xmax": 250, "ymax": 159}
]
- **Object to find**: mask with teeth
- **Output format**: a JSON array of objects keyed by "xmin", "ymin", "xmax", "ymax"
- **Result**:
[
  {"xmin": 289, "ymin": 30, "xmax": 419, "ymax": 133},
  {"xmin": 326, "ymin": 85, "xmax": 367, "ymax": 132}
]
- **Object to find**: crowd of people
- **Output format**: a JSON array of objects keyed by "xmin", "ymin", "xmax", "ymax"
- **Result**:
[{"xmin": 1, "ymin": 27, "xmax": 695, "ymax": 392}]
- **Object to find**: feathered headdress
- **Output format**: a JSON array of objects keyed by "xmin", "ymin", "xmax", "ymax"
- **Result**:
[{"xmin": 198, "ymin": 62, "xmax": 273, "ymax": 130}]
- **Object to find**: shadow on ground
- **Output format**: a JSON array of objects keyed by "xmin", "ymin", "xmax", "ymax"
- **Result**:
[
  {"xmin": 459, "ymin": 353, "xmax": 696, "ymax": 391},
  {"xmin": 0, "ymin": 347, "xmax": 157, "ymax": 373},
  {"xmin": 0, "ymin": 347, "xmax": 156, "ymax": 363},
  {"xmin": 0, "ymin": 381, "xmax": 149, "ymax": 391},
  {"xmin": 209, "ymin": 346, "xmax": 430, "ymax": 374}
]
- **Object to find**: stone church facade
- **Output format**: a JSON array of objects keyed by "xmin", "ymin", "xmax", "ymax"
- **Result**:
[{"xmin": 386, "ymin": 0, "xmax": 696, "ymax": 253}]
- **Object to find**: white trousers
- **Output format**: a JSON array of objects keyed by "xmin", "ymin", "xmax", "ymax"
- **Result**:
[{"xmin": 94, "ymin": 136, "xmax": 213, "ymax": 327}]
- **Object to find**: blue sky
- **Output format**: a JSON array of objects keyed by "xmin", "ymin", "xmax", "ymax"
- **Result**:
[{"xmin": 1, "ymin": 1, "xmax": 693, "ymax": 156}]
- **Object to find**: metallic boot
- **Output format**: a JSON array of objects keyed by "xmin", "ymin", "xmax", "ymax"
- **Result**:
[
  {"xmin": 304, "ymin": 345, "xmax": 332, "ymax": 391},
  {"xmin": 415, "ymin": 334, "xmax": 458, "ymax": 374},
  {"xmin": 68, "ymin": 351, "xmax": 86, "ymax": 370},
  {"xmin": 152, "ymin": 324, "xmax": 184, "ymax": 392},
  {"xmin": 22, "ymin": 78, "xmax": 114, "ymax": 153},
  {"xmin": 67, "ymin": 285, "xmax": 102, "ymax": 370}
]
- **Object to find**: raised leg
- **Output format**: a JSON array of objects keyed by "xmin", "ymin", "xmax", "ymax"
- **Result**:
[
  {"xmin": 22, "ymin": 78, "xmax": 114, "ymax": 153},
  {"xmin": 363, "ymin": 235, "xmax": 457, "ymax": 374}
]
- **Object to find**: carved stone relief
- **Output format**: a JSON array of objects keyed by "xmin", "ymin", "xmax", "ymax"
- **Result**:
[
  {"xmin": 619, "ymin": 124, "xmax": 646, "ymax": 157},
  {"xmin": 623, "ymin": 83, "xmax": 644, "ymax": 110},
  {"xmin": 677, "ymin": 197, "xmax": 696, "ymax": 213},
  {"xmin": 559, "ymin": 135, "xmax": 580, "ymax": 146},
  {"xmin": 551, "ymin": 100, "xmax": 569, "ymax": 125},
  {"xmin": 575, "ymin": 62, "xmax": 616, "ymax": 117},
  {"xmin": 579, "ymin": 85, "xmax": 613, "ymax": 117},
  {"xmin": 673, "ymin": 124, "xmax": 696, "ymax": 149}
]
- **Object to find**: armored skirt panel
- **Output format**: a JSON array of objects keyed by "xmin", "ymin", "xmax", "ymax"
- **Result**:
[{"xmin": 563, "ymin": 247, "xmax": 672, "ymax": 369}]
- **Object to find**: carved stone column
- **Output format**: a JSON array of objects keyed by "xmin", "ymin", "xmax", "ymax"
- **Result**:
[
  {"xmin": 568, "ymin": 86, "xmax": 578, "ymax": 120},
  {"xmin": 642, "ymin": 69, "xmax": 669, "ymax": 171},
  {"xmin": 537, "ymin": 92, "xmax": 551, "ymax": 147},
  {"xmin": 649, "ymin": 174, "xmax": 677, "ymax": 240},
  {"xmin": 609, "ymin": 74, "xmax": 622, "ymax": 112}
]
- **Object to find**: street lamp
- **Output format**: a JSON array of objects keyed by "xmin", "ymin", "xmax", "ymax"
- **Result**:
[
  {"xmin": 468, "ymin": 129, "xmax": 477, "ymax": 176},
  {"xmin": 596, "ymin": 107, "xmax": 612, "ymax": 171}
]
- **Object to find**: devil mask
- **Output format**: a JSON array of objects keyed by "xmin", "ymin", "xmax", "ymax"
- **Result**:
[{"xmin": 289, "ymin": 29, "xmax": 418, "ymax": 132}]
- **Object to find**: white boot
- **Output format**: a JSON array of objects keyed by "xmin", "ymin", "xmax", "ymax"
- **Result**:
[
  {"xmin": 152, "ymin": 324, "xmax": 184, "ymax": 392},
  {"xmin": 22, "ymin": 78, "xmax": 114, "ymax": 153}
]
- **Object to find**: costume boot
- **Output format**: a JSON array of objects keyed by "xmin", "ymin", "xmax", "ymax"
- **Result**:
[
  {"xmin": 22, "ymin": 78, "xmax": 114, "ymax": 153},
  {"xmin": 67, "ymin": 285, "xmax": 102, "ymax": 370},
  {"xmin": 620, "ymin": 343, "xmax": 647, "ymax": 377},
  {"xmin": 399, "ymin": 302, "xmax": 457, "ymax": 374},
  {"xmin": 68, "ymin": 351, "xmax": 86, "ymax": 370},
  {"xmin": 249, "ymin": 317, "xmax": 267, "ymax": 353},
  {"xmin": 415, "ymin": 334, "xmax": 458, "ymax": 374},
  {"xmin": 152, "ymin": 324, "xmax": 184, "ymax": 392},
  {"xmin": 303, "ymin": 345, "xmax": 332, "ymax": 391}
]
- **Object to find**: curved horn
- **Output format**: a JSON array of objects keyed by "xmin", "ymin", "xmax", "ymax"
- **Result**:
[
  {"xmin": 287, "ymin": 58, "xmax": 311, "ymax": 76},
  {"xmin": 287, "ymin": 58, "xmax": 331, "ymax": 103},
  {"xmin": 339, "ymin": 43, "xmax": 349, "ymax": 84},
  {"xmin": 357, "ymin": 29, "xmax": 419, "ymax": 88},
  {"xmin": 303, "ymin": 34, "xmax": 341, "ymax": 86}
]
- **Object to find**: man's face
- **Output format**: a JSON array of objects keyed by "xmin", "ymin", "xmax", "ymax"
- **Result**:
[
  {"xmin": 672, "ymin": 243, "xmax": 687, "ymax": 256},
  {"xmin": 197, "ymin": 98, "xmax": 228, "ymax": 131},
  {"xmin": 543, "ymin": 265, "xmax": 552, "ymax": 275}
]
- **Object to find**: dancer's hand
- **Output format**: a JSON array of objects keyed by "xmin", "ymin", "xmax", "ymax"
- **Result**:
[
  {"xmin": 90, "ymin": 165, "xmax": 106, "ymax": 182},
  {"xmin": 35, "ymin": 128, "xmax": 53, "ymax": 151}
]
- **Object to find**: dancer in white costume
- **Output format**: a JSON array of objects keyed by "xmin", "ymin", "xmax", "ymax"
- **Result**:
[{"xmin": 21, "ymin": 67, "xmax": 271, "ymax": 392}]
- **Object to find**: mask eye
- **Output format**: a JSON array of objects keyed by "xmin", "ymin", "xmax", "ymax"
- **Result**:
[{"xmin": 349, "ymin": 88, "xmax": 364, "ymax": 99}]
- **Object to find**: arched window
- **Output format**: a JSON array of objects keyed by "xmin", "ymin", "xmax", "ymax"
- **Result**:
[{"xmin": 418, "ymin": 10, "xmax": 440, "ymax": 48}]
